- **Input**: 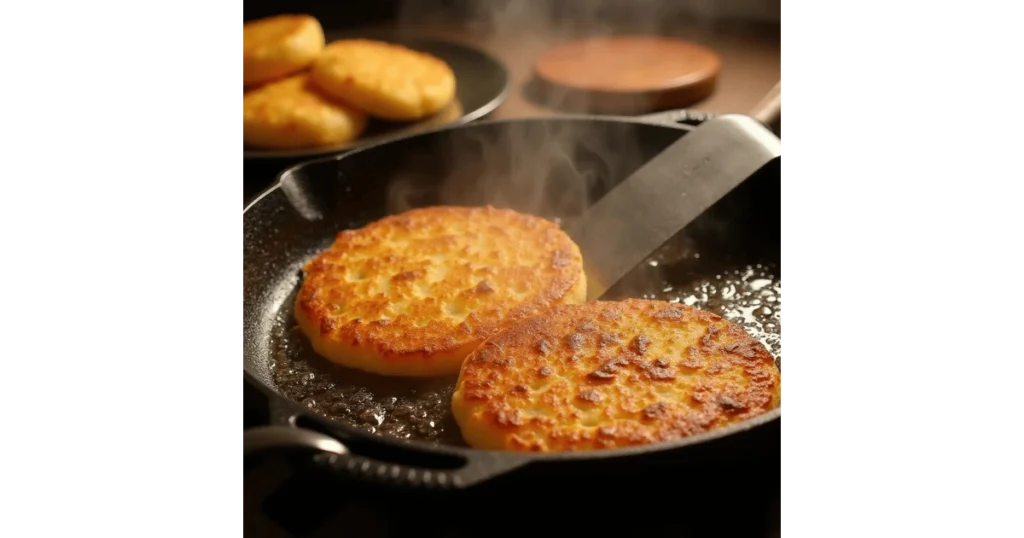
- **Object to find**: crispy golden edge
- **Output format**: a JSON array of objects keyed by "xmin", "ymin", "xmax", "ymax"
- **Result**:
[
  {"xmin": 451, "ymin": 299, "xmax": 781, "ymax": 452},
  {"xmin": 294, "ymin": 206, "xmax": 587, "ymax": 377}
]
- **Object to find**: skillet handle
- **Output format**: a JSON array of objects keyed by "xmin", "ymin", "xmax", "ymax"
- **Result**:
[
  {"xmin": 634, "ymin": 108, "xmax": 716, "ymax": 128},
  {"xmin": 309, "ymin": 444, "xmax": 527, "ymax": 490},
  {"xmin": 246, "ymin": 402, "xmax": 527, "ymax": 489},
  {"xmin": 749, "ymin": 82, "xmax": 782, "ymax": 136},
  {"xmin": 635, "ymin": 82, "xmax": 781, "ymax": 137},
  {"xmin": 244, "ymin": 425, "xmax": 349, "ymax": 457}
]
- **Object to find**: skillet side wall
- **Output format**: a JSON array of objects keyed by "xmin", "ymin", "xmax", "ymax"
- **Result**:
[{"xmin": 244, "ymin": 119, "xmax": 780, "ymax": 481}]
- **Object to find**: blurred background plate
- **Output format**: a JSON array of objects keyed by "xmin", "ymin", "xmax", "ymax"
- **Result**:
[{"xmin": 243, "ymin": 33, "xmax": 510, "ymax": 160}]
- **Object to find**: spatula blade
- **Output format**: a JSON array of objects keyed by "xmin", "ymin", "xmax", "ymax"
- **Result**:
[{"xmin": 567, "ymin": 114, "xmax": 781, "ymax": 300}]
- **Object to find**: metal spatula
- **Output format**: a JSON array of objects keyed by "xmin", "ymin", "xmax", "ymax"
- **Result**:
[{"xmin": 568, "ymin": 87, "xmax": 782, "ymax": 300}]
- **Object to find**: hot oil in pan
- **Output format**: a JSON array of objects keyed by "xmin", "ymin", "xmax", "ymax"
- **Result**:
[
  {"xmin": 641, "ymin": 262, "xmax": 781, "ymax": 364},
  {"xmin": 270, "ymin": 249, "xmax": 780, "ymax": 446}
]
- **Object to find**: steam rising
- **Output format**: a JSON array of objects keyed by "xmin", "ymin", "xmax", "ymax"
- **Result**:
[
  {"xmin": 381, "ymin": 0, "xmax": 753, "ymax": 294},
  {"xmin": 384, "ymin": 118, "xmax": 651, "ymax": 225},
  {"xmin": 384, "ymin": 0, "xmax": 677, "ymax": 219},
  {"xmin": 394, "ymin": 0, "xmax": 738, "ymax": 39}
]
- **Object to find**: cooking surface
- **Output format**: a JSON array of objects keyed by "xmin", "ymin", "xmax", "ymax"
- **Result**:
[
  {"xmin": 270, "ymin": 225, "xmax": 780, "ymax": 447},
  {"xmin": 247, "ymin": 201, "xmax": 781, "ymax": 536}
]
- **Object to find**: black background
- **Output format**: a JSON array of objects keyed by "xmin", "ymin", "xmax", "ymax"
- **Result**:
[{"xmin": 243, "ymin": 0, "xmax": 396, "ymax": 26}]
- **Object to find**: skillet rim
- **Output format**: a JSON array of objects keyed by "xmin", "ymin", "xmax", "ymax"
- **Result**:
[{"xmin": 243, "ymin": 116, "xmax": 781, "ymax": 461}]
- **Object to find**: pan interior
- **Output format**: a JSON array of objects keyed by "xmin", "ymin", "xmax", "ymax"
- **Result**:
[{"xmin": 244, "ymin": 119, "xmax": 780, "ymax": 448}]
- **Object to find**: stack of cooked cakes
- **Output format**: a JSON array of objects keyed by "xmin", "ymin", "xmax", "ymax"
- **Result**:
[
  {"xmin": 293, "ymin": 205, "xmax": 781, "ymax": 453},
  {"xmin": 243, "ymin": 15, "xmax": 457, "ymax": 149}
]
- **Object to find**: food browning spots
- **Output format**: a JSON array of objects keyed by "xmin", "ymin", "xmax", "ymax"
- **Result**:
[
  {"xmin": 311, "ymin": 39, "xmax": 457, "ymax": 121},
  {"xmin": 272, "ymin": 263, "xmax": 781, "ymax": 446},
  {"xmin": 243, "ymin": 74, "xmax": 367, "ymax": 149},
  {"xmin": 243, "ymin": 15, "xmax": 325, "ymax": 86},
  {"xmin": 294, "ymin": 206, "xmax": 587, "ymax": 377},
  {"xmin": 450, "ymin": 299, "xmax": 780, "ymax": 452}
]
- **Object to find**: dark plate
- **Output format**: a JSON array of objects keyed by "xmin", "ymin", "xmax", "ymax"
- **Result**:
[{"xmin": 244, "ymin": 34, "xmax": 510, "ymax": 160}]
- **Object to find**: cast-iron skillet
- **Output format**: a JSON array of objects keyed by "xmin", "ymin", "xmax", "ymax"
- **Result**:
[{"xmin": 243, "ymin": 112, "xmax": 781, "ymax": 490}]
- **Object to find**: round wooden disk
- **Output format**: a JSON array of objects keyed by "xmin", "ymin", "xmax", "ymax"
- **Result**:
[{"xmin": 532, "ymin": 35, "xmax": 721, "ymax": 114}]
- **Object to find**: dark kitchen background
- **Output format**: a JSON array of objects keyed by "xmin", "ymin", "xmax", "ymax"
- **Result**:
[
  {"xmin": 243, "ymin": 0, "xmax": 781, "ymax": 26},
  {"xmin": 245, "ymin": 2, "xmax": 780, "ymax": 536}
]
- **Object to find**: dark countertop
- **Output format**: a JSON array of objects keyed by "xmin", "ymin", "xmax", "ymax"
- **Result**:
[{"xmin": 245, "ymin": 436, "xmax": 781, "ymax": 538}]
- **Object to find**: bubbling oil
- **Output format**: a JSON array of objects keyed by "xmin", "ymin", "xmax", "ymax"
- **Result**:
[
  {"xmin": 270, "ymin": 297, "xmax": 463, "ymax": 445},
  {"xmin": 644, "ymin": 264, "xmax": 781, "ymax": 366},
  {"xmin": 270, "ymin": 252, "xmax": 780, "ymax": 446}
]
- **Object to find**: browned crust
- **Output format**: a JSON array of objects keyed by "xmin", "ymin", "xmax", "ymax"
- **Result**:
[
  {"xmin": 451, "ymin": 299, "xmax": 780, "ymax": 451},
  {"xmin": 294, "ymin": 205, "xmax": 587, "ymax": 376}
]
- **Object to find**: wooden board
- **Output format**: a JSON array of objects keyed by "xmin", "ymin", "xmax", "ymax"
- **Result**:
[{"xmin": 532, "ymin": 35, "xmax": 721, "ymax": 114}]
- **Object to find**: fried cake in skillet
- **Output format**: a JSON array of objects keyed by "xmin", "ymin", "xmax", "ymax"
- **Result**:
[
  {"xmin": 294, "ymin": 206, "xmax": 587, "ymax": 377},
  {"xmin": 451, "ymin": 299, "xmax": 780, "ymax": 452}
]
